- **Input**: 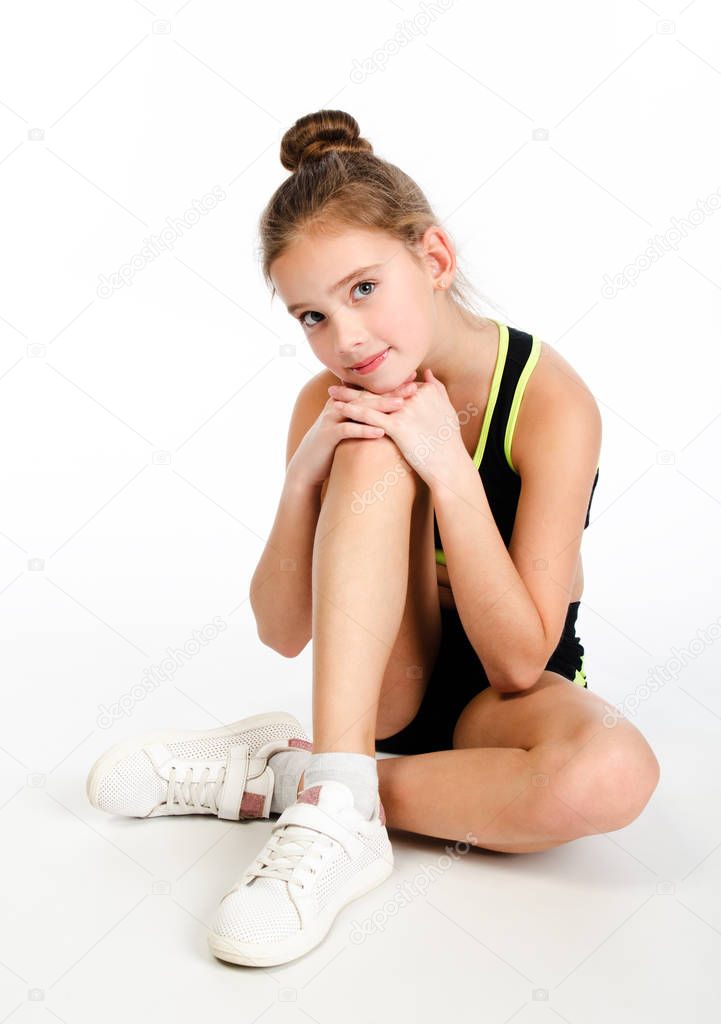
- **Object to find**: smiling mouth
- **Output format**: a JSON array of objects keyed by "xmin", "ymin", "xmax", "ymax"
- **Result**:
[{"xmin": 348, "ymin": 348, "xmax": 389, "ymax": 370}]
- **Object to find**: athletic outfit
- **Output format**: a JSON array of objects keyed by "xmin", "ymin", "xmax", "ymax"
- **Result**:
[
  {"xmin": 84, "ymin": 327, "xmax": 602, "ymax": 965},
  {"xmin": 375, "ymin": 320, "xmax": 600, "ymax": 757}
]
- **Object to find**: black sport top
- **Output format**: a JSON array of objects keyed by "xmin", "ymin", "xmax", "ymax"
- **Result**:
[{"xmin": 433, "ymin": 320, "xmax": 600, "ymax": 565}]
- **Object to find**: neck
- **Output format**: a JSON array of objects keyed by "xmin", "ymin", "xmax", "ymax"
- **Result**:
[{"xmin": 418, "ymin": 299, "xmax": 496, "ymax": 393}]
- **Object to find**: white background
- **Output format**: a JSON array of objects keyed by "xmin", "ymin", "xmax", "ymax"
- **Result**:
[{"xmin": 1, "ymin": 0, "xmax": 720, "ymax": 1020}]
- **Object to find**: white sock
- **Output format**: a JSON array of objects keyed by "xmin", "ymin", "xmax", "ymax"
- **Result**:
[
  {"xmin": 302, "ymin": 751, "xmax": 379, "ymax": 820},
  {"xmin": 268, "ymin": 748, "xmax": 312, "ymax": 815}
]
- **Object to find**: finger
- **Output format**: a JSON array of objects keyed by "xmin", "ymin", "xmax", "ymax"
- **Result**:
[
  {"xmin": 342, "ymin": 394, "xmax": 404, "ymax": 410},
  {"xmin": 329, "ymin": 384, "xmax": 373, "ymax": 399},
  {"xmin": 338, "ymin": 422, "xmax": 386, "ymax": 439},
  {"xmin": 330, "ymin": 379, "xmax": 416, "ymax": 398},
  {"xmin": 333, "ymin": 400, "xmax": 386, "ymax": 429},
  {"xmin": 331, "ymin": 387, "xmax": 405, "ymax": 409}
]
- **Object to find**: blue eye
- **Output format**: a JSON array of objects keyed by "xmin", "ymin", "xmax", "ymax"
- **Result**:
[
  {"xmin": 352, "ymin": 280, "xmax": 375, "ymax": 300},
  {"xmin": 299, "ymin": 310, "xmax": 324, "ymax": 329},
  {"xmin": 298, "ymin": 280, "xmax": 377, "ymax": 330}
]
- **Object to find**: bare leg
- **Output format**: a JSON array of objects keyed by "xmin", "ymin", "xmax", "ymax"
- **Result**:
[
  {"xmin": 375, "ymin": 745, "xmax": 584, "ymax": 852},
  {"xmin": 302, "ymin": 438, "xmax": 575, "ymax": 848},
  {"xmin": 369, "ymin": 674, "xmax": 660, "ymax": 851},
  {"xmin": 299, "ymin": 742, "xmax": 591, "ymax": 852},
  {"xmin": 297, "ymin": 439, "xmax": 657, "ymax": 851},
  {"xmin": 310, "ymin": 438, "xmax": 419, "ymax": 755}
]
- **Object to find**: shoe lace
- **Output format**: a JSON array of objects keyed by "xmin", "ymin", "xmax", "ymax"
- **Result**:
[
  {"xmin": 166, "ymin": 764, "xmax": 226, "ymax": 813},
  {"xmin": 251, "ymin": 824, "xmax": 334, "ymax": 886}
]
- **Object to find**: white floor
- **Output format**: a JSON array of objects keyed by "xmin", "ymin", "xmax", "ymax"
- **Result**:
[
  {"xmin": 3, "ymin": 0, "xmax": 721, "ymax": 1018},
  {"xmin": 2, "ymin": 688, "xmax": 719, "ymax": 1023}
]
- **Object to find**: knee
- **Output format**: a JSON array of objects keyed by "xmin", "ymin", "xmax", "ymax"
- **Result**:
[
  {"xmin": 332, "ymin": 435, "xmax": 423, "ymax": 500},
  {"xmin": 552, "ymin": 726, "xmax": 660, "ymax": 835},
  {"xmin": 334, "ymin": 434, "xmax": 407, "ymax": 468}
]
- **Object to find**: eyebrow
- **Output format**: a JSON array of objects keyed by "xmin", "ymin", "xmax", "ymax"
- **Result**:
[{"xmin": 286, "ymin": 263, "xmax": 384, "ymax": 315}]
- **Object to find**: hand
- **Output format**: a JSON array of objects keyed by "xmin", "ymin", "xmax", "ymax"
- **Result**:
[
  {"xmin": 285, "ymin": 374, "xmax": 420, "ymax": 490},
  {"xmin": 329, "ymin": 367, "xmax": 471, "ymax": 491}
]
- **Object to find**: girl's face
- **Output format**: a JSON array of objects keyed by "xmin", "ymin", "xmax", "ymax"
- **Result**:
[{"xmin": 270, "ymin": 226, "xmax": 441, "ymax": 393}]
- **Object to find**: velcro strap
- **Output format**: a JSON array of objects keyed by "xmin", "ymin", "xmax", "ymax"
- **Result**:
[
  {"xmin": 216, "ymin": 744, "xmax": 250, "ymax": 820},
  {"xmin": 238, "ymin": 758, "xmax": 274, "ymax": 820},
  {"xmin": 274, "ymin": 802, "xmax": 367, "ymax": 857}
]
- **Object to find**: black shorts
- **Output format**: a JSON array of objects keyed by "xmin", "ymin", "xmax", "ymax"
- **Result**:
[{"xmin": 374, "ymin": 601, "xmax": 588, "ymax": 756}]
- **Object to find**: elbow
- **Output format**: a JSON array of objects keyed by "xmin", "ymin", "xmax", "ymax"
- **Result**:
[
  {"xmin": 491, "ymin": 635, "xmax": 552, "ymax": 693},
  {"xmin": 250, "ymin": 592, "xmax": 307, "ymax": 658},
  {"xmin": 470, "ymin": 649, "xmax": 533, "ymax": 694},
  {"xmin": 273, "ymin": 644, "xmax": 305, "ymax": 660},
  {"xmin": 278, "ymin": 639, "xmax": 309, "ymax": 659},
  {"xmin": 490, "ymin": 673, "xmax": 529, "ymax": 694},
  {"xmin": 489, "ymin": 662, "xmax": 541, "ymax": 694},
  {"xmin": 257, "ymin": 627, "xmax": 309, "ymax": 659}
]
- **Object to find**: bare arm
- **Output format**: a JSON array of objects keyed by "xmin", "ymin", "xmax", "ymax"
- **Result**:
[
  {"xmin": 434, "ymin": 355, "xmax": 601, "ymax": 692},
  {"xmin": 249, "ymin": 375, "xmax": 332, "ymax": 657},
  {"xmin": 250, "ymin": 369, "xmax": 418, "ymax": 656},
  {"xmin": 250, "ymin": 474, "xmax": 330, "ymax": 657}
]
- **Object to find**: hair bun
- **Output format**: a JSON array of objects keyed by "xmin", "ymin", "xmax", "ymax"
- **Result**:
[{"xmin": 280, "ymin": 109, "xmax": 373, "ymax": 172}]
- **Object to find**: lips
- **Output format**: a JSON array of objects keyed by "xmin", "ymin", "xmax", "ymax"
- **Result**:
[{"xmin": 349, "ymin": 348, "xmax": 389, "ymax": 370}]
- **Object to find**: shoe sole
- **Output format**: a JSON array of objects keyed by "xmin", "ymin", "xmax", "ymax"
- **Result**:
[
  {"xmin": 86, "ymin": 710, "xmax": 307, "ymax": 811},
  {"xmin": 207, "ymin": 850, "xmax": 394, "ymax": 967}
]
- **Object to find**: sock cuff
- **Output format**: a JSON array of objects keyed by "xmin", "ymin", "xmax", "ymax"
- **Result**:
[
  {"xmin": 304, "ymin": 752, "xmax": 376, "ymax": 773},
  {"xmin": 303, "ymin": 751, "xmax": 379, "ymax": 820}
]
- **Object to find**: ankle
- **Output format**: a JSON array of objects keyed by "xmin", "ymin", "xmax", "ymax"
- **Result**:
[
  {"xmin": 301, "ymin": 751, "xmax": 378, "ymax": 820},
  {"xmin": 268, "ymin": 748, "xmax": 312, "ymax": 816}
]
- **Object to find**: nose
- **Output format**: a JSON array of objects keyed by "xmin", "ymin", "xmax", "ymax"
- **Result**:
[{"xmin": 330, "ymin": 311, "xmax": 371, "ymax": 368}]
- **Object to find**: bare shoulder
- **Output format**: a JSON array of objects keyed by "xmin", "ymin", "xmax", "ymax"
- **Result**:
[
  {"xmin": 534, "ymin": 338, "xmax": 595, "ymax": 398},
  {"xmin": 285, "ymin": 368, "xmax": 337, "ymax": 469},
  {"xmin": 308, "ymin": 367, "xmax": 339, "ymax": 393},
  {"xmin": 296, "ymin": 367, "xmax": 338, "ymax": 405},
  {"xmin": 512, "ymin": 338, "xmax": 601, "ymax": 472}
]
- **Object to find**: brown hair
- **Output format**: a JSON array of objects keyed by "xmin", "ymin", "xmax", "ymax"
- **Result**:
[{"xmin": 257, "ymin": 109, "xmax": 491, "ymax": 324}]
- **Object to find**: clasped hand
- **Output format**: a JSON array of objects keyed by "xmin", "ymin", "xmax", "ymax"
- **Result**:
[{"xmin": 328, "ymin": 367, "xmax": 468, "ymax": 491}]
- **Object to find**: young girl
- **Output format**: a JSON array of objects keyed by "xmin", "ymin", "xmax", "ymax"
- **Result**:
[{"xmin": 86, "ymin": 109, "xmax": 660, "ymax": 968}]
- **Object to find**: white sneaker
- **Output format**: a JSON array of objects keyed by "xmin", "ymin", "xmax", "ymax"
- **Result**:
[
  {"xmin": 86, "ymin": 711, "xmax": 311, "ymax": 820},
  {"xmin": 207, "ymin": 780, "xmax": 393, "ymax": 967}
]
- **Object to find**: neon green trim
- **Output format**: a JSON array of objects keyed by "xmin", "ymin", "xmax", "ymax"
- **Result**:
[
  {"xmin": 504, "ymin": 334, "xmax": 541, "ymax": 475},
  {"xmin": 572, "ymin": 653, "xmax": 587, "ymax": 687},
  {"xmin": 435, "ymin": 320, "xmax": 508, "ymax": 566},
  {"xmin": 471, "ymin": 320, "xmax": 509, "ymax": 469}
]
